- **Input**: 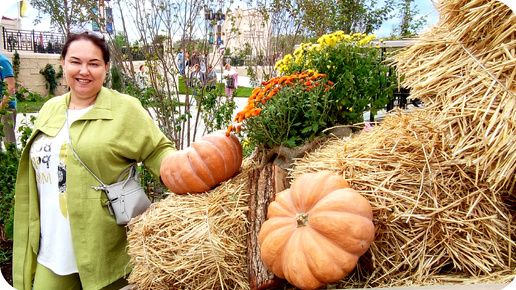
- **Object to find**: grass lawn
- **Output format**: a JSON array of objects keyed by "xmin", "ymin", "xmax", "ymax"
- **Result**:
[
  {"xmin": 178, "ymin": 76, "xmax": 253, "ymax": 98},
  {"xmin": 17, "ymin": 101, "xmax": 46, "ymax": 113},
  {"xmin": 234, "ymin": 86, "xmax": 253, "ymax": 98}
]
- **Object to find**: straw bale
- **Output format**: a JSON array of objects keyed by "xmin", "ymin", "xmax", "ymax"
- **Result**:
[
  {"xmin": 291, "ymin": 110, "xmax": 516, "ymax": 288},
  {"xmin": 126, "ymin": 168, "xmax": 251, "ymax": 290},
  {"xmin": 393, "ymin": 0, "xmax": 516, "ymax": 192}
]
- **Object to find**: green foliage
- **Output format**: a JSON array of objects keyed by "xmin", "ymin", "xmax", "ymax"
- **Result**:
[
  {"xmin": 138, "ymin": 164, "xmax": 166, "ymax": 202},
  {"xmin": 29, "ymin": 0, "xmax": 98, "ymax": 35},
  {"xmin": 331, "ymin": 0, "xmax": 395, "ymax": 35},
  {"xmin": 0, "ymin": 141, "xmax": 18, "ymax": 240},
  {"xmin": 201, "ymin": 87, "xmax": 236, "ymax": 133},
  {"xmin": 275, "ymin": 31, "xmax": 396, "ymax": 125},
  {"xmin": 110, "ymin": 67, "xmax": 124, "ymax": 92},
  {"xmin": 0, "ymin": 110, "xmax": 34, "ymax": 241},
  {"xmin": 16, "ymin": 87, "xmax": 45, "ymax": 103},
  {"xmin": 12, "ymin": 51, "xmax": 20, "ymax": 81},
  {"xmin": 39, "ymin": 64, "xmax": 63, "ymax": 96},
  {"xmin": 231, "ymin": 72, "xmax": 334, "ymax": 149},
  {"xmin": 0, "ymin": 248, "xmax": 12, "ymax": 263},
  {"xmin": 392, "ymin": 0, "xmax": 428, "ymax": 38},
  {"xmin": 241, "ymin": 140, "xmax": 256, "ymax": 157}
]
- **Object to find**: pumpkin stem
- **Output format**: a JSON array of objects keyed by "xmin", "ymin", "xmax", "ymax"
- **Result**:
[{"xmin": 296, "ymin": 213, "xmax": 308, "ymax": 227}]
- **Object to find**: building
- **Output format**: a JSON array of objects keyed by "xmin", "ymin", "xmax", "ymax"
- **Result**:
[{"xmin": 221, "ymin": 8, "xmax": 270, "ymax": 57}]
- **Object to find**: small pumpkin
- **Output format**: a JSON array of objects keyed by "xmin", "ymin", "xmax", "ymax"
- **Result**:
[
  {"xmin": 160, "ymin": 131, "xmax": 243, "ymax": 194},
  {"xmin": 258, "ymin": 171, "xmax": 375, "ymax": 290}
]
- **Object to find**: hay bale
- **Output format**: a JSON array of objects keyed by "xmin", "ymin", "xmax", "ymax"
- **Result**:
[
  {"xmin": 126, "ymin": 170, "xmax": 250, "ymax": 290},
  {"xmin": 291, "ymin": 110, "xmax": 516, "ymax": 287},
  {"xmin": 394, "ymin": 0, "xmax": 516, "ymax": 192}
]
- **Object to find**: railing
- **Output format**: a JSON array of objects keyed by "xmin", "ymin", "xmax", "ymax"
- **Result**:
[{"xmin": 2, "ymin": 27, "xmax": 66, "ymax": 54}]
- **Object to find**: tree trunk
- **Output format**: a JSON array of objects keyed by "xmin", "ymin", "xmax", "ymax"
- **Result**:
[{"xmin": 247, "ymin": 164, "xmax": 289, "ymax": 290}]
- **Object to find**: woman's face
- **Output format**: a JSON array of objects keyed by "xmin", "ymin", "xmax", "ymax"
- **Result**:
[{"xmin": 61, "ymin": 39, "xmax": 109, "ymax": 99}]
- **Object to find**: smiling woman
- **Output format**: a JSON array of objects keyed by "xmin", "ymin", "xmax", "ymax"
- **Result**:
[
  {"xmin": 12, "ymin": 32, "xmax": 177, "ymax": 290},
  {"xmin": 60, "ymin": 33, "xmax": 110, "ymax": 109}
]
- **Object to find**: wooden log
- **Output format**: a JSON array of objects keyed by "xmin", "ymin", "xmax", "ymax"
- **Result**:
[{"xmin": 247, "ymin": 164, "xmax": 289, "ymax": 290}]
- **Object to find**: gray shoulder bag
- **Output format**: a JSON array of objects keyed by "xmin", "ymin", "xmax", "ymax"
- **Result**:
[{"xmin": 66, "ymin": 111, "xmax": 151, "ymax": 225}]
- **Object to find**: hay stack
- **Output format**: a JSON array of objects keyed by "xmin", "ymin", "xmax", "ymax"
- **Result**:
[
  {"xmin": 394, "ymin": 0, "xmax": 516, "ymax": 192},
  {"xmin": 126, "ymin": 170, "xmax": 250, "ymax": 290},
  {"xmin": 289, "ymin": 0, "xmax": 516, "ymax": 286},
  {"xmin": 291, "ymin": 110, "xmax": 515, "ymax": 287},
  {"xmin": 125, "ymin": 1, "xmax": 516, "ymax": 288}
]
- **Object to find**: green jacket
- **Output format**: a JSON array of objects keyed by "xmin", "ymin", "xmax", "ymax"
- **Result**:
[{"xmin": 13, "ymin": 87, "xmax": 176, "ymax": 290}]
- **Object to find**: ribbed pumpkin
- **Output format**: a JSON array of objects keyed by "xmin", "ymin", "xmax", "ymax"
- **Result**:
[
  {"xmin": 160, "ymin": 131, "xmax": 243, "ymax": 194},
  {"xmin": 258, "ymin": 171, "xmax": 375, "ymax": 290}
]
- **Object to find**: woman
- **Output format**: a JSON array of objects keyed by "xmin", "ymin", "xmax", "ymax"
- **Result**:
[
  {"xmin": 205, "ymin": 65, "xmax": 217, "ymax": 91},
  {"xmin": 222, "ymin": 63, "xmax": 238, "ymax": 101},
  {"xmin": 12, "ymin": 32, "xmax": 176, "ymax": 290},
  {"xmin": 189, "ymin": 64, "xmax": 205, "ymax": 105}
]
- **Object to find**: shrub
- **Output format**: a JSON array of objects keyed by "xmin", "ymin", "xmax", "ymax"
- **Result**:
[
  {"xmin": 274, "ymin": 31, "xmax": 396, "ymax": 125},
  {"xmin": 201, "ymin": 87, "xmax": 236, "ymax": 134},
  {"xmin": 0, "ymin": 111, "xmax": 34, "ymax": 241},
  {"xmin": 39, "ymin": 64, "xmax": 63, "ymax": 96},
  {"xmin": 228, "ymin": 71, "xmax": 335, "ymax": 149}
]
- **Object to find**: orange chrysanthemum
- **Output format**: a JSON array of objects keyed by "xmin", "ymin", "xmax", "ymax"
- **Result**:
[{"xmin": 227, "ymin": 71, "xmax": 335, "ymax": 135}]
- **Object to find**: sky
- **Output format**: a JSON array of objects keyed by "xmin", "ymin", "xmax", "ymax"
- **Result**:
[
  {"xmin": 2, "ymin": 0, "xmax": 440, "ymax": 38},
  {"xmin": 375, "ymin": 0, "xmax": 440, "ymax": 37}
]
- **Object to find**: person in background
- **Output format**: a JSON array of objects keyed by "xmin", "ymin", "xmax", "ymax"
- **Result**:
[
  {"xmin": 183, "ymin": 51, "xmax": 191, "ymax": 76},
  {"xmin": 205, "ymin": 65, "xmax": 217, "ymax": 92},
  {"xmin": 0, "ymin": 53, "xmax": 16, "ymax": 144},
  {"xmin": 136, "ymin": 64, "xmax": 147, "ymax": 89},
  {"xmin": 189, "ymin": 64, "xmax": 205, "ymax": 105},
  {"xmin": 222, "ymin": 63, "xmax": 238, "ymax": 101},
  {"xmin": 200, "ymin": 57, "xmax": 207, "ymax": 74},
  {"xmin": 190, "ymin": 49, "xmax": 200, "ymax": 68},
  {"xmin": 176, "ymin": 49, "xmax": 184, "ymax": 74},
  {"xmin": 12, "ymin": 32, "xmax": 176, "ymax": 290}
]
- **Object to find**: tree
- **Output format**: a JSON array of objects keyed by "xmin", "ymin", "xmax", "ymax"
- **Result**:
[
  {"xmin": 324, "ymin": 0, "xmax": 396, "ymax": 35},
  {"xmin": 237, "ymin": 0, "xmax": 395, "ymax": 86},
  {"xmin": 29, "ymin": 0, "xmax": 98, "ymax": 35},
  {"xmin": 112, "ymin": 0, "xmax": 239, "ymax": 149},
  {"xmin": 393, "ymin": 0, "xmax": 427, "ymax": 38}
]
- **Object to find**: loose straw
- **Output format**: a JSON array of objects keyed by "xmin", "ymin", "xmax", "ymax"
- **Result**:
[
  {"xmin": 393, "ymin": 0, "xmax": 516, "ymax": 192},
  {"xmin": 291, "ymin": 110, "xmax": 516, "ymax": 288}
]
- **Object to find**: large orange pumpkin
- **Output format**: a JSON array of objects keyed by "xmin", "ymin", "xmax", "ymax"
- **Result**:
[
  {"xmin": 258, "ymin": 171, "xmax": 375, "ymax": 290},
  {"xmin": 160, "ymin": 131, "xmax": 243, "ymax": 194}
]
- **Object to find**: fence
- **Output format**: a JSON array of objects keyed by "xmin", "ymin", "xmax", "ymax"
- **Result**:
[{"xmin": 2, "ymin": 27, "xmax": 66, "ymax": 54}]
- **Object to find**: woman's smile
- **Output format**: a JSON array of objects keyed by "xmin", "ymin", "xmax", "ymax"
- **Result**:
[{"xmin": 61, "ymin": 39, "xmax": 109, "ymax": 108}]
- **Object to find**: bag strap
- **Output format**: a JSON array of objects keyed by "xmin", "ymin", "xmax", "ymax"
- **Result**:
[{"xmin": 65, "ymin": 109, "xmax": 136, "ymax": 190}]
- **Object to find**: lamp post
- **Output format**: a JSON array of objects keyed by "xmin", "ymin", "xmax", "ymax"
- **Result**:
[{"xmin": 204, "ymin": 5, "xmax": 226, "ymax": 94}]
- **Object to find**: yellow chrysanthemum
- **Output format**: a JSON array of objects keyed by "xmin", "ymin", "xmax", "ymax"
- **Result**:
[
  {"xmin": 274, "ymin": 60, "xmax": 283, "ymax": 70},
  {"xmin": 317, "ymin": 35, "xmax": 328, "ymax": 45},
  {"xmin": 284, "ymin": 54, "xmax": 293, "ymax": 63},
  {"xmin": 309, "ymin": 43, "xmax": 321, "ymax": 51},
  {"xmin": 358, "ymin": 34, "xmax": 376, "ymax": 46}
]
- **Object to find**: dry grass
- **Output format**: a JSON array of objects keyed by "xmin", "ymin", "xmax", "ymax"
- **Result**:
[
  {"xmin": 291, "ymin": 110, "xmax": 516, "ymax": 288},
  {"xmin": 393, "ymin": 0, "xmax": 516, "ymax": 192},
  {"xmin": 126, "ymin": 167, "xmax": 252, "ymax": 290},
  {"xmin": 126, "ymin": 0, "xmax": 516, "ymax": 288}
]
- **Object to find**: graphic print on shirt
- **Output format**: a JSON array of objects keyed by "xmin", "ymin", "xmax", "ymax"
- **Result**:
[
  {"xmin": 30, "ymin": 133, "xmax": 70, "ymax": 219},
  {"xmin": 58, "ymin": 142, "xmax": 68, "ymax": 218},
  {"xmin": 31, "ymin": 134, "xmax": 52, "ymax": 184}
]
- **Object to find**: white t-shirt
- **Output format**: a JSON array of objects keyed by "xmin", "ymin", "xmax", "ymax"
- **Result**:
[
  {"xmin": 30, "ymin": 105, "xmax": 92, "ymax": 275},
  {"xmin": 222, "ymin": 68, "xmax": 237, "ymax": 78}
]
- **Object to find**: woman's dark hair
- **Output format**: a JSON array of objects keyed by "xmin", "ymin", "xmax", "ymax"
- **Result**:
[{"xmin": 61, "ymin": 32, "xmax": 110, "ymax": 64}]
